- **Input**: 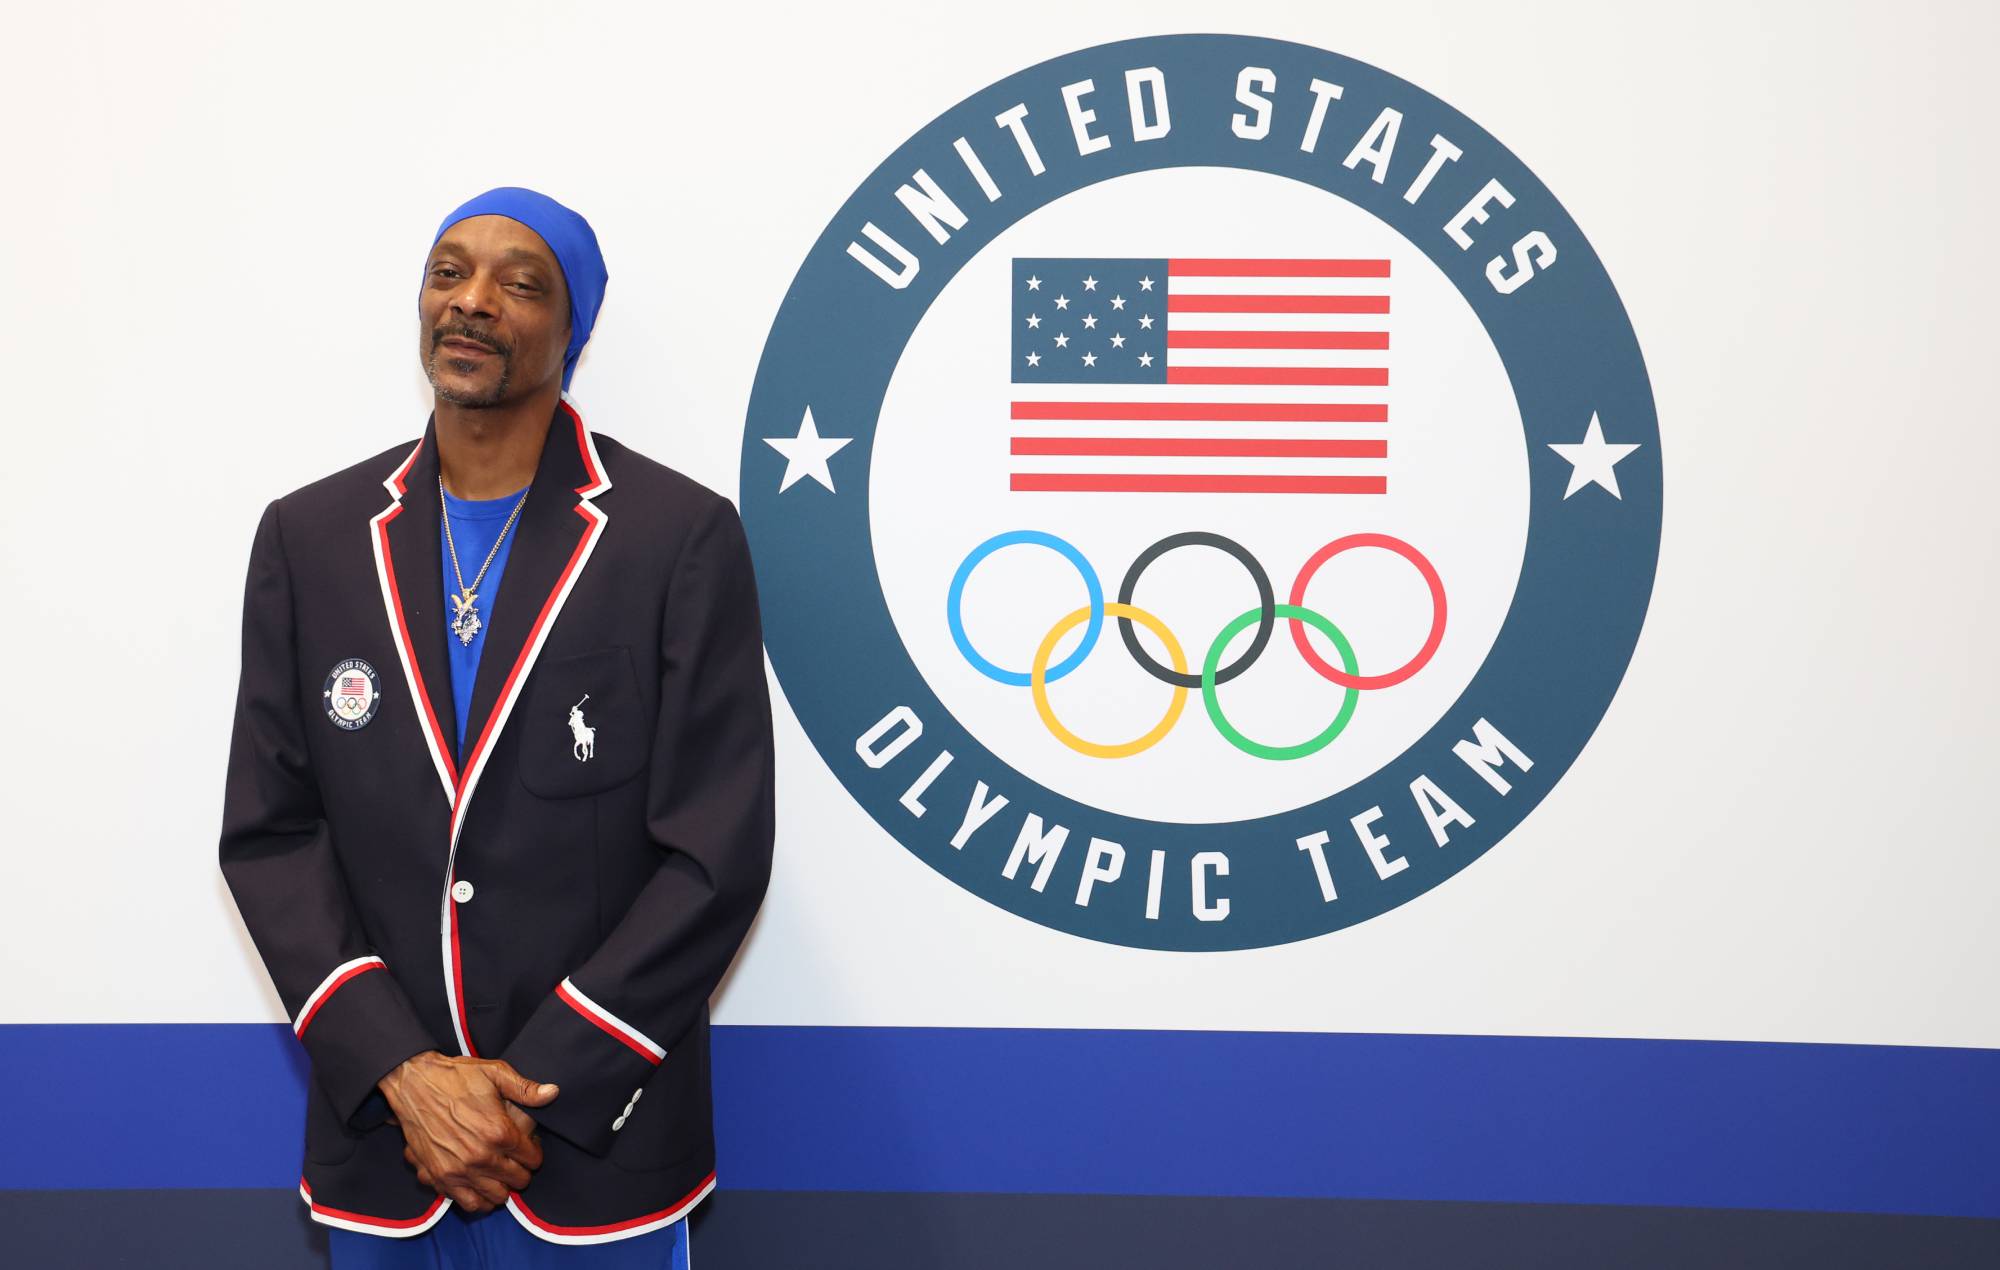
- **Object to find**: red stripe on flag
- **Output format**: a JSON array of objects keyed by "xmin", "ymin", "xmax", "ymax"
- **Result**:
[
  {"xmin": 1012, "ymin": 437, "xmax": 1387, "ymax": 458},
  {"xmin": 1010, "ymin": 473, "xmax": 1387, "ymax": 494},
  {"xmin": 1010, "ymin": 402, "xmax": 1388, "ymax": 423},
  {"xmin": 1168, "ymin": 329, "xmax": 1389, "ymax": 350},
  {"xmin": 1166, "ymin": 367, "xmax": 1388, "ymax": 386},
  {"xmin": 1168, "ymin": 294, "xmax": 1390, "ymax": 314},
  {"xmin": 1168, "ymin": 258, "xmax": 1391, "ymax": 277}
]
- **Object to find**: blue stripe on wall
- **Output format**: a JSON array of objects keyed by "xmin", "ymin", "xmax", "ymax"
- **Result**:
[{"xmin": 2, "ymin": 1024, "xmax": 1995, "ymax": 1218}]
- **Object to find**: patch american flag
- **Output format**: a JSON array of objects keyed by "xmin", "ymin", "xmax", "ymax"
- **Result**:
[
  {"xmin": 340, "ymin": 677, "xmax": 369, "ymax": 696},
  {"xmin": 1009, "ymin": 257, "xmax": 1389, "ymax": 494}
]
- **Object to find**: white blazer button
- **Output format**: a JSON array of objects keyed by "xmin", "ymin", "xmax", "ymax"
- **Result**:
[
  {"xmin": 631, "ymin": 1089, "xmax": 643, "ymax": 1103},
  {"xmin": 612, "ymin": 1114, "xmax": 627, "ymax": 1131},
  {"xmin": 451, "ymin": 880, "xmax": 474, "ymax": 903}
]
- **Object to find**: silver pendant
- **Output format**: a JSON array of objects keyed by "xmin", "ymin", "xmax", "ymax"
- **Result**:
[{"xmin": 450, "ymin": 591, "xmax": 482, "ymax": 647}]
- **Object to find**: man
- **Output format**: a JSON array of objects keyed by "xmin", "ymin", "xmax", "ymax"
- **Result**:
[{"xmin": 219, "ymin": 187, "xmax": 774, "ymax": 1264}]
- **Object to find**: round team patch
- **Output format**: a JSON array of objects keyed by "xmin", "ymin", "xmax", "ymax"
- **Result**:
[
  {"xmin": 740, "ymin": 35, "xmax": 1661, "ymax": 950},
  {"xmin": 323, "ymin": 658, "xmax": 380, "ymax": 731}
]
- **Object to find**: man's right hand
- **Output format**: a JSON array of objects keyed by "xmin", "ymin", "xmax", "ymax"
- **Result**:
[{"xmin": 377, "ymin": 1051, "xmax": 560, "ymax": 1213}]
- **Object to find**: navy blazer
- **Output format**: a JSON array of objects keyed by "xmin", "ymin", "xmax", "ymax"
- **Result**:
[{"xmin": 219, "ymin": 402, "xmax": 774, "ymax": 1244}]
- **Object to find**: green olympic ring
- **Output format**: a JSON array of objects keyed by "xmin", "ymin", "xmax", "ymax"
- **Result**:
[{"xmin": 1202, "ymin": 604, "xmax": 1360, "ymax": 761}]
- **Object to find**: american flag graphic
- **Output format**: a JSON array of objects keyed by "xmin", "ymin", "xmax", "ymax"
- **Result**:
[
  {"xmin": 1009, "ymin": 257, "xmax": 1389, "ymax": 494},
  {"xmin": 340, "ymin": 677, "xmax": 369, "ymax": 696}
]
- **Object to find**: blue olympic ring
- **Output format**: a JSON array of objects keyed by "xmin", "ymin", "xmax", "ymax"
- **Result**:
[{"xmin": 947, "ymin": 530, "xmax": 1104, "ymax": 687}]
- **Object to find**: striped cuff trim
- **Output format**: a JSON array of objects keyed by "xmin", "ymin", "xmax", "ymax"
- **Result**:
[
  {"xmin": 553, "ymin": 977, "xmax": 666, "ymax": 1064},
  {"xmin": 293, "ymin": 956, "xmax": 387, "ymax": 1039}
]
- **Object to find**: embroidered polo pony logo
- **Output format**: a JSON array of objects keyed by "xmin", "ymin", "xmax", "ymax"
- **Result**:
[{"xmin": 568, "ymin": 696, "xmax": 596, "ymax": 762}]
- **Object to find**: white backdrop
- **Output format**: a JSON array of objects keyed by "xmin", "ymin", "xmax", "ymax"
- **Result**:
[{"xmin": 2, "ymin": 0, "xmax": 1994, "ymax": 1050}]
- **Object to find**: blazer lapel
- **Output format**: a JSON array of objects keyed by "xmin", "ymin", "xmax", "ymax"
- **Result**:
[
  {"xmin": 370, "ymin": 423, "xmax": 460, "ymax": 801},
  {"xmin": 453, "ymin": 400, "xmax": 613, "ymax": 817}
]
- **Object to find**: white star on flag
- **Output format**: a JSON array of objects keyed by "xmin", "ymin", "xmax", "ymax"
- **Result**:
[
  {"xmin": 1548, "ymin": 412, "xmax": 1640, "ymax": 499},
  {"xmin": 765, "ymin": 406, "xmax": 852, "ymax": 493}
]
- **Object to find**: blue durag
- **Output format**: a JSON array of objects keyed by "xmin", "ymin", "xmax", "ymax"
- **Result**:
[{"xmin": 428, "ymin": 187, "xmax": 608, "ymax": 390}]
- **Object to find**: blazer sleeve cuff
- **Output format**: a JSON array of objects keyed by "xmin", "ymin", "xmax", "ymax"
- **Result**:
[
  {"xmin": 293, "ymin": 956, "xmax": 438, "ymax": 1128},
  {"xmin": 498, "ymin": 977, "xmax": 665, "ymax": 1158}
]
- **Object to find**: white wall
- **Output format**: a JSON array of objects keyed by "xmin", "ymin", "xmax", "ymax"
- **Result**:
[{"xmin": 1, "ymin": 0, "xmax": 1994, "ymax": 1050}]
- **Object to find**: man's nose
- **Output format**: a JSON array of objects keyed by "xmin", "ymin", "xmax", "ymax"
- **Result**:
[{"xmin": 449, "ymin": 268, "xmax": 502, "ymax": 321}]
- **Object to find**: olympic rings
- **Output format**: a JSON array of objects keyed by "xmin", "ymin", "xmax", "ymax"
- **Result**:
[
  {"xmin": 1032, "ymin": 603, "xmax": 1188, "ymax": 759},
  {"xmin": 1203, "ymin": 605, "xmax": 1359, "ymax": 761},
  {"xmin": 948, "ymin": 530, "xmax": 1103, "ymax": 687},
  {"xmin": 1118, "ymin": 532, "xmax": 1274, "ymax": 689},
  {"xmin": 1288, "ymin": 533, "xmax": 1446, "ymax": 690},
  {"xmin": 946, "ymin": 530, "xmax": 1448, "ymax": 759}
]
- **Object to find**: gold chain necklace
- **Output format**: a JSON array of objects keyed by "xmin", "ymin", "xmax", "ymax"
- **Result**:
[{"xmin": 440, "ymin": 477, "xmax": 531, "ymax": 647}]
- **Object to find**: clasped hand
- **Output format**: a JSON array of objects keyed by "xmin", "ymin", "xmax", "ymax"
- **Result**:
[{"xmin": 379, "ymin": 1051, "xmax": 559, "ymax": 1213}]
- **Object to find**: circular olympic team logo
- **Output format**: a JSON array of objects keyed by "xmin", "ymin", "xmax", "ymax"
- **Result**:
[
  {"xmin": 742, "ymin": 35, "xmax": 1660, "ymax": 950},
  {"xmin": 323, "ymin": 658, "xmax": 380, "ymax": 731}
]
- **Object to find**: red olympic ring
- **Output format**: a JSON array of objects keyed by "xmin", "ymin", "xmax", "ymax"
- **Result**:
[{"xmin": 1287, "ymin": 533, "xmax": 1447, "ymax": 690}]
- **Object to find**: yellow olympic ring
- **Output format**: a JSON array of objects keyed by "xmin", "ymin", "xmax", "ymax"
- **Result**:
[{"xmin": 1031, "ymin": 602, "xmax": 1188, "ymax": 759}]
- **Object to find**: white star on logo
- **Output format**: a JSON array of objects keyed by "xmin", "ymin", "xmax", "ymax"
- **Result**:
[
  {"xmin": 1081, "ymin": 314, "xmax": 1098, "ymax": 329},
  {"xmin": 1138, "ymin": 276, "xmax": 1155, "ymax": 290},
  {"xmin": 1054, "ymin": 295, "xmax": 1070, "ymax": 310},
  {"xmin": 1547, "ymin": 412, "xmax": 1641, "ymax": 499},
  {"xmin": 1138, "ymin": 314, "xmax": 1154, "ymax": 329},
  {"xmin": 1082, "ymin": 276, "xmax": 1098, "ymax": 290},
  {"xmin": 1025, "ymin": 314, "xmax": 1041, "ymax": 328},
  {"xmin": 1081, "ymin": 352, "xmax": 1097, "ymax": 367},
  {"xmin": 1137, "ymin": 352, "xmax": 1154, "ymax": 367},
  {"xmin": 1026, "ymin": 276, "xmax": 1042, "ymax": 290},
  {"xmin": 1054, "ymin": 333, "xmax": 1069, "ymax": 348},
  {"xmin": 1025, "ymin": 352, "xmax": 1041, "ymax": 366},
  {"xmin": 1110, "ymin": 333, "xmax": 1126, "ymax": 348},
  {"xmin": 764, "ymin": 406, "xmax": 852, "ymax": 493},
  {"xmin": 1111, "ymin": 296, "xmax": 1126, "ymax": 310}
]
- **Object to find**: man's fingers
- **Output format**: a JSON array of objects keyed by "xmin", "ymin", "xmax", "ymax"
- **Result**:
[
  {"xmin": 447, "ymin": 1182, "xmax": 488, "ymax": 1213},
  {"xmin": 501, "ymin": 1105, "xmax": 545, "ymax": 1170},
  {"xmin": 486, "ymin": 1060, "xmax": 559, "ymax": 1107},
  {"xmin": 484, "ymin": 1155, "xmax": 533, "ymax": 1192},
  {"xmin": 466, "ymin": 1170, "xmax": 512, "ymax": 1210}
]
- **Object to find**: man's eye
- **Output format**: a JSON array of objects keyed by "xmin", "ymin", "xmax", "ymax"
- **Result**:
[{"xmin": 431, "ymin": 265, "xmax": 461, "ymax": 279}]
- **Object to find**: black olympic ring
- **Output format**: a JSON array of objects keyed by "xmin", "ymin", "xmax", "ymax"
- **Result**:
[{"xmin": 1117, "ymin": 531, "xmax": 1275, "ymax": 689}]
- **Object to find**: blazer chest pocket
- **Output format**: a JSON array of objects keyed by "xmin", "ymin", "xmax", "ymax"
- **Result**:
[{"xmin": 519, "ymin": 646, "xmax": 648, "ymax": 798}]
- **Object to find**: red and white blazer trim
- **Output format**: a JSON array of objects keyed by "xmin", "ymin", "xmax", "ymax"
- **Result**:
[
  {"xmin": 372, "ymin": 401, "xmax": 614, "ymax": 1061},
  {"xmin": 293, "ymin": 956, "xmax": 387, "ymax": 1039},
  {"xmin": 298, "ymin": 1177, "xmax": 449, "ymax": 1238},
  {"xmin": 506, "ymin": 1171, "xmax": 715, "ymax": 1245},
  {"xmin": 554, "ymin": 977, "xmax": 666, "ymax": 1064}
]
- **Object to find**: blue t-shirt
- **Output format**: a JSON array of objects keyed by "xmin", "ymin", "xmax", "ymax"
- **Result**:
[{"xmin": 440, "ymin": 485, "xmax": 527, "ymax": 757}]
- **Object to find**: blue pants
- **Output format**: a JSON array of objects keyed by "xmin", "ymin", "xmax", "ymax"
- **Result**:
[{"xmin": 327, "ymin": 1208, "xmax": 689, "ymax": 1269}]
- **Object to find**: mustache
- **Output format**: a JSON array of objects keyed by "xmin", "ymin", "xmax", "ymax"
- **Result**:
[{"xmin": 431, "ymin": 323, "xmax": 511, "ymax": 357}]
